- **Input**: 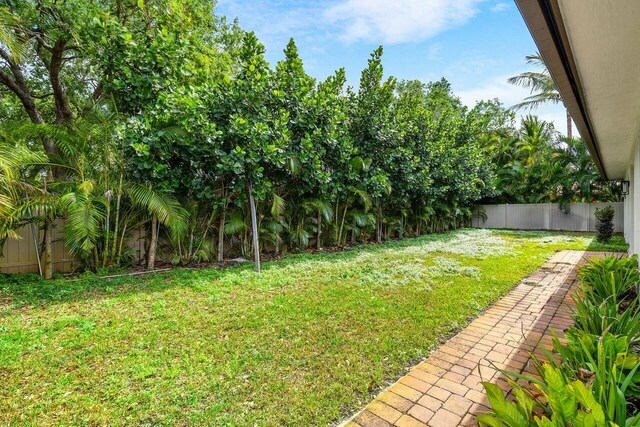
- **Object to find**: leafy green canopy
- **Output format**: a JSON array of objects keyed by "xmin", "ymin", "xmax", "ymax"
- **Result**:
[
  {"xmin": 0, "ymin": 2, "xmax": 618, "ymax": 271},
  {"xmin": 481, "ymin": 115, "xmax": 619, "ymax": 205}
]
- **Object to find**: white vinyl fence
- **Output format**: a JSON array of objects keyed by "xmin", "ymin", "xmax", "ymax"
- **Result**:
[{"xmin": 472, "ymin": 202, "xmax": 624, "ymax": 232}]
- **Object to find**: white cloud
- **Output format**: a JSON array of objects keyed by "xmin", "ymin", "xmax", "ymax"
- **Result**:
[
  {"xmin": 490, "ymin": 2, "xmax": 510, "ymax": 12},
  {"xmin": 324, "ymin": 0, "xmax": 484, "ymax": 44},
  {"xmin": 456, "ymin": 76, "xmax": 574, "ymax": 136},
  {"xmin": 216, "ymin": 0, "xmax": 322, "ymax": 50},
  {"xmin": 457, "ymin": 75, "xmax": 528, "ymax": 107}
]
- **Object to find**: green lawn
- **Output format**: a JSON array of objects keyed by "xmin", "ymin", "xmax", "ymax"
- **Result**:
[{"xmin": 0, "ymin": 229, "xmax": 627, "ymax": 426}]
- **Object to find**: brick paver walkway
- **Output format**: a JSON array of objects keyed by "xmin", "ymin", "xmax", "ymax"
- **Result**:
[{"xmin": 341, "ymin": 250, "xmax": 608, "ymax": 427}]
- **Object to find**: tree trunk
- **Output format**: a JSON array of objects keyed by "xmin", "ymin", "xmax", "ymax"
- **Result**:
[
  {"xmin": 338, "ymin": 205, "xmax": 348, "ymax": 245},
  {"xmin": 334, "ymin": 200, "xmax": 340, "ymax": 244},
  {"xmin": 243, "ymin": 224, "xmax": 248, "ymax": 257},
  {"xmin": 247, "ymin": 182, "xmax": 260, "ymax": 273},
  {"xmin": 103, "ymin": 198, "xmax": 111, "ymax": 267},
  {"xmin": 47, "ymin": 39, "xmax": 74, "ymax": 124},
  {"xmin": 111, "ymin": 174, "xmax": 123, "ymax": 263},
  {"xmin": 316, "ymin": 209, "xmax": 322, "ymax": 250},
  {"xmin": 217, "ymin": 203, "xmax": 226, "ymax": 262},
  {"xmin": 0, "ymin": 46, "xmax": 57, "ymax": 154},
  {"xmin": 566, "ymin": 109, "xmax": 572, "ymax": 139},
  {"xmin": 43, "ymin": 218, "xmax": 53, "ymax": 279},
  {"xmin": 147, "ymin": 216, "xmax": 158, "ymax": 270},
  {"xmin": 93, "ymin": 248, "xmax": 99, "ymax": 272},
  {"xmin": 376, "ymin": 207, "xmax": 382, "ymax": 242},
  {"xmin": 116, "ymin": 223, "xmax": 128, "ymax": 266}
]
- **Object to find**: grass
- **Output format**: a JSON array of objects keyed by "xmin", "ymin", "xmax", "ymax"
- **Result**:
[{"xmin": 0, "ymin": 229, "xmax": 627, "ymax": 426}]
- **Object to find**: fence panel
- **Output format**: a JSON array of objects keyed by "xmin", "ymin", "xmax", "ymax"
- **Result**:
[
  {"xmin": 1, "ymin": 202, "xmax": 625, "ymax": 274},
  {"xmin": 505, "ymin": 204, "xmax": 548, "ymax": 229},
  {"xmin": 473, "ymin": 202, "xmax": 624, "ymax": 232},
  {"xmin": 0, "ymin": 219, "xmax": 77, "ymax": 274},
  {"xmin": 479, "ymin": 205, "xmax": 507, "ymax": 229},
  {"xmin": 548, "ymin": 203, "xmax": 590, "ymax": 231},
  {"xmin": 0, "ymin": 221, "xmax": 147, "ymax": 275}
]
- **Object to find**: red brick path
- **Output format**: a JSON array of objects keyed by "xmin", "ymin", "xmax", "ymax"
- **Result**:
[{"xmin": 340, "ymin": 250, "xmax": 607, "ymax": 427}]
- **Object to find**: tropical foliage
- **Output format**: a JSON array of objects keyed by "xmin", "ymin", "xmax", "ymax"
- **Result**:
[
  {"xmin": 481, "ymin": 115, "xmax": 619, "ymax": 207},
  {"xmin": 478, "ymin": 255, "xmax": 640, "ymax": 426},
  {"xmin": 508, "ymin": 52, "xmax": 573, "ymax": 138},
  {"xmin": 595, "ymin": 204, "xmax": 616, "ymax": 242},
  {"xmin": 0, "ymin": 2, "xmax": 618, "ymax": 276}
]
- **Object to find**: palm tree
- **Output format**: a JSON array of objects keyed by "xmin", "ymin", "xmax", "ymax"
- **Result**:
[
  {"xmin": 552, "ymin": 137, "xmax": 602, "ymax": 204},
  {"xmin": 489, "ymin": 116, "xmax": 560, "ymax": 204},
  {"xmin": 516, "ymin": 115, "xmax": 557, "ymax": 166},
  {"xmin": 508, "ymin": 53, "xmax": 573, "ymax": 138},
  {"xmin": 0, "ymin": 140, "xmax": 58, "ymax": 277},
  {"xmin": 1, "ymin": 103, "xmax": 188, "ymax": 274}
]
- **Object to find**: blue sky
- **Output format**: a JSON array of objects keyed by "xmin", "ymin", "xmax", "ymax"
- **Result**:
[{"xmin": 216, "ymin": 0, "xmax": 568, "ymax": 134}]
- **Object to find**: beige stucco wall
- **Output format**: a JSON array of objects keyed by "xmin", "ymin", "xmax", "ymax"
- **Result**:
[
  {"xmin": 633, "ymin": 141, "xmax": 640, "ymax": 256},
  {"xmin": 624, "ymin": 163, "xmax": 633, "ymax": 254}
]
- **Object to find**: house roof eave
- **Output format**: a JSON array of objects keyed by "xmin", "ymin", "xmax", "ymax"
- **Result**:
[{"xmin": 514, "ymin": 0, "xmax": 608, "ymax": 179}]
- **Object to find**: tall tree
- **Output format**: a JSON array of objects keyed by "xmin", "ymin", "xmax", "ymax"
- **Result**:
[
  {"xmin": 0, "ymin": 1, "xmax": 222, "ymax": 275},
  {"xmin": 0, "ymin": 2, "xmax": 90, "ymax": 276},
  {"xmin": 211, "ymin": 32, "xmax": 290, "ymax": 272},
  {"xmin": 349, "ymin": 47, "xmax": 395, "ymax": 240},
  {"xmin": 508, "ymin": 53, "xmax": 573, "ymax": 138}
]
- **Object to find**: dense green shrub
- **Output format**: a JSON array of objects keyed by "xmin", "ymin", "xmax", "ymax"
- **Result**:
[
  {"xmin": 479, "ymin": 336, "xmax": 640, "ymax": 427},
  {"xmin": 478, "ymin": 364, "xmax": 636, "ymax": 427},
  {"xmin": 552, "ymin": 331, "xmax": 640, "ymax": 400},
  {"xmin": 0, "ymin": 3, "xmax": 622, "ymax": 277},
  {"xmin": 595, "ymin": 205, "xmax": 616, "ymax": 242},
  {"xmin": 572, "ymin": 297, "xmax": 640, "ymax": 344},
  {"xmin": 578, "ymin": 256, "xmax": 639, "ymax": 304}
]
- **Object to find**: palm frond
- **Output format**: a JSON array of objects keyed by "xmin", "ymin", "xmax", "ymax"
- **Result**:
[
  {"xmin": 348, "ymin": 186, "xmax": 372, "ymax": 212},
  {"xmin": 0, "ymin": 142, "xmax": 48, "ymax": 171},
  {"xmin": 271, "ymin": 193, "xmax": 286, "ymax": 219},
  {"xmin": 0, "ymin": 7, "xmax": 27, "ymax": 63},
  {"xmin": 60, "ymin": 191, "xmax": 106, "ymax": 255},
  {"xmin": 349, "ymin": 210, "xmax": 371, "ymax": 228},
  {"xmin": 224, "ymin": 211, "xmax": 246, "ymax": 235},
  {"xmin": 315, "ymin": 199, "xmax": 334, "ymax": 222},
  {"xmin": 511, "ymin": 93, "xmax": 563, "ymax": 111},
  {"xmin": 287, "ymin": 155, "xmax": 301, "ymax": 175},
  {"xmin": 508, "ymin": 52, "xmax": 564, "ymax": 112},
  {"xmin": 302, "ymin": 198, "xmax": 334, "ymax": 222},
  {"xmin": 350, "ymin": 156, "xmax": 371, "ymax": 173},
  {"xmin": 524, "ymin": 52, "xmax": 546, "ymax": 67},
  {"xmin": 126, "ymin": 184, "xmax": 189, "ymax": 235},
  {"xmin": 507, "ymin": 71, "xmax": 552, "ymax": 92},
  {"xmin": 261, "ymin": 219, "xmax": 285, "ymax": 234}
]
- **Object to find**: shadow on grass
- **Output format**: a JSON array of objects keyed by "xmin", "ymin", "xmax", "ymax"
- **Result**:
[{"xmin": 1, "ymin": 230, "xmax": 467, "ymax": 311}]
